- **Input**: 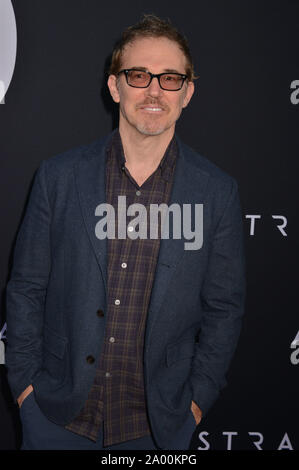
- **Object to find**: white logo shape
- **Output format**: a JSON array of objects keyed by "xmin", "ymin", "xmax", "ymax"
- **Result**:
[{"xmin": 0, "ymin": 0, "xmax": 17, "ymax": 104}]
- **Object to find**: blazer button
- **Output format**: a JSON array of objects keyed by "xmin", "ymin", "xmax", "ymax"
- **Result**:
[
  {"xmin": 97, "ymin": 309, "xmax": 104, "ymax": 317},
  {"xmin": 86, "ymin": 355, "xmax": 95, "ymax": 364}
]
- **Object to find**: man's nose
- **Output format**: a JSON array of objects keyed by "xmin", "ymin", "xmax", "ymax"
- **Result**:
[{"xmin": 146, "ymin": 76, "xmax": 163, "ymax": 96}]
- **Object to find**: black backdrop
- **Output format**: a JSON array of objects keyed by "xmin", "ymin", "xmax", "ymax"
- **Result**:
[{"xmin": 0, "ymin": 0, "xmax": 298, "ymax": 450}]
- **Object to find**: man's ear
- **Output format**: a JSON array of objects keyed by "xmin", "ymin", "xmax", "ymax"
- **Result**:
[
  {"xmin": 182, "ymin": 80, "xmax": 195, "ymax": 109},
  {"xmin": 107, "ymin": 75, "xmax": 120, "ymax": 103}
]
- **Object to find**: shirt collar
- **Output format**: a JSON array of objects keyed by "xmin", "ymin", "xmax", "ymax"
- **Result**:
[{"xmin": 107, "ymin": 128, "xmax": 177, "ymax": 181}]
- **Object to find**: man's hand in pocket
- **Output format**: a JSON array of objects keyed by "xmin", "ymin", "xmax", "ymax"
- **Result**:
[
  {"xmin": 191, "ymin": 400, "xmax": 202, "ymax": 425},
  {"xmin": 17, "ymin": 384, "xmax": 33, "ymax": 408}
]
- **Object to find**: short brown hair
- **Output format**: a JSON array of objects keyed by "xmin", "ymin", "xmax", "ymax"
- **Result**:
[{"xmin": 108, "ymin": 14, "xmax": 198, "ymax": 82}]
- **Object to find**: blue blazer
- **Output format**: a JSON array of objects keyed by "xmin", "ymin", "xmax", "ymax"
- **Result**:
[{"xmin": 5, "ymin": 129, "xmax": 246, "ymax": 449}]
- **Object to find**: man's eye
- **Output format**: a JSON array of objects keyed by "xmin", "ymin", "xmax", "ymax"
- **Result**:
[{"xmin": 132, "ymin": 72, "xmax": 146, "ymax": 79}]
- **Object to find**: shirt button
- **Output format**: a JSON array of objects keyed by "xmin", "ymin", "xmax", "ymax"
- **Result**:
[
  {"xmin": 128, "ymin": 226, "xmax": 134, "ymax": 232},
  {"xmin": 115, "ymin": 299, "xmax": 120, "ymax": 305},
  {"xmin": 109, "ymin": 337, "xmax": 115, "ymax": 343},
  {"xmin": 97, "ymin": 309, "xmax": 104, "ymax": 317},
  {"xmin": 86, "ymin": 355, "xmax": 95, "ymax": 364},
  {"xmin": 105, "ymin": 372, "xmax": 111, "ymax": 378},
  {"xmin": 136, "ymin": 190, "xmax": 141, "ymax": 196},
  {"xmin": 121, "ymin": 262, "xmax": 127, "ymax": 269}
]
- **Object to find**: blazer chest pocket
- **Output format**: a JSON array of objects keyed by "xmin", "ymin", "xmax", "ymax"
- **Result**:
[
  {"xmin": 43, "ymin": 325, "xmax": 68, "ymax": 380},
  {"xmin": 166, "ymin": 339, "xmax": 195, "ymax": 367}
]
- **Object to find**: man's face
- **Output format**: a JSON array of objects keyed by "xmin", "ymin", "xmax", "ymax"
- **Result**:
[{"xmin": 108, "ymin": 36, "xmax": 195, "ymax": 137}]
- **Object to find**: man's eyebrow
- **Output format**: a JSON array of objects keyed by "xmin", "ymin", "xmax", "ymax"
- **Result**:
[
  {"xmin": 163, "ymin": 68, "xmax": 182, "ymax": 74},
  {"xmin": 130, "ymin": 66, "xmax": 183, "ymax": 74}
]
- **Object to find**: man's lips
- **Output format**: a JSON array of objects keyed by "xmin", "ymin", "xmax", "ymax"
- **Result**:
[{"xmin": 138, "ymin": 105, "xmax": 165, "ymax": 113}]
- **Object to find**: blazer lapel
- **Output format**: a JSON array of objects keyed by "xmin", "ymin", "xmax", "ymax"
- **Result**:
[
  {"xmin": 144, "ymin": 135, "xmax": 210, "ymax": 348},
  {"xmin": 74, "ymin": 130, "xmax": 117, "ymax": 292}
]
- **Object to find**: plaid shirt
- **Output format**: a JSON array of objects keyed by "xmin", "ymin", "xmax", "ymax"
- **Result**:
[{"xmin": 65, "ymin": 129, "xmax": 177, "ymax": 446}]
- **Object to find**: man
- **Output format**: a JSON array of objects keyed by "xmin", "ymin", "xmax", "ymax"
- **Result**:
[{"xmin": 5, "ymin": 14, "xmax": 246, "ymax": 450}]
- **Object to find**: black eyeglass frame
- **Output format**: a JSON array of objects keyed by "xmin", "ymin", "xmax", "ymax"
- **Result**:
[{"xmin": 117, "ymin": 68, "xmax": 188, "ymax": 91}]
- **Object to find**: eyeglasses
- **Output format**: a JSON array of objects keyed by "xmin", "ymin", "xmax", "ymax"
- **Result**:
[{"xmin": 117, "ymin": 69, "xmax": 188, "ymax": 91}]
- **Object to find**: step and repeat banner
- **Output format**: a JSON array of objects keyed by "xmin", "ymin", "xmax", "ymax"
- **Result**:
[{"xmin": 0, "ymin": 0, "xmax": 298, "ymax": 450}]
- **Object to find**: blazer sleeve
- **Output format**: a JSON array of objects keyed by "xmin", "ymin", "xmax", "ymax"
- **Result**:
[
  {"xmin": 189, "ymin": 177, "xmax": 246, "ymax": 417},
  {"xmin": 5, "ymin": 160, "xmax": 51, "ymax": 402}
]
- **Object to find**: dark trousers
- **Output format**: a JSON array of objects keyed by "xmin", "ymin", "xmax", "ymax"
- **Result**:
[{"xmin": 20, "ymin": 391, "xmax": 197, "ymax": 450}]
